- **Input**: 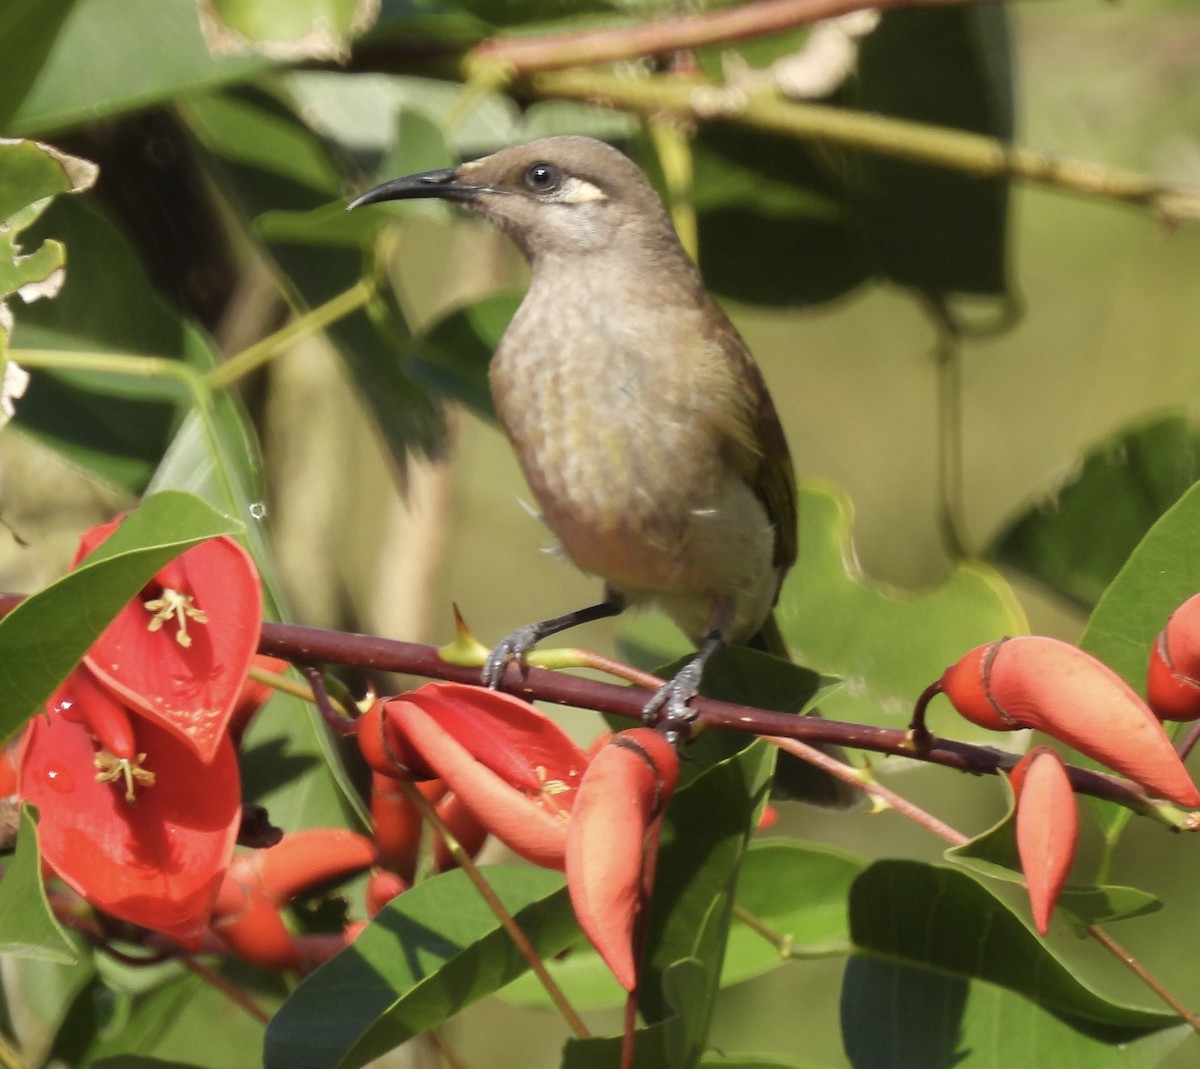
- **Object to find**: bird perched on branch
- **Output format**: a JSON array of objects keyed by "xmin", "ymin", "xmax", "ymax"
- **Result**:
[{"xmin": 351, "ymin": 136, "xmax": 847, "ymax": 803}]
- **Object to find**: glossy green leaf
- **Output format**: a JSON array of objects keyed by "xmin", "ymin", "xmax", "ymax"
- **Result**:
[
  {"xmin": 263, "ymin": 867, "xmax": 578, "ymax": 1069},
  {"xmin": 84, "ymin": 967, "xmax": 282, "ymax": 1067},
  {"xmin": 0, "ymin": 806, "xmax": 76, "ymax": 964},
  {"xmin": 406, "ymin": 291, "xmax": 520, "ymax": 418},
  {"xmin": 12, "ymin": 199, "xmax": 199, "ymax": 491},
  {"xmin": 239, "ymin": 687, "xmax": 368, "ymax": 832},
  {"xmin": 1079, "ymin": 478, "xmax": 1200, "ymax": 842},
  {"xmin": 0, "ymin": 490, "xmax": 240, "ymax": 740},
  {"xmin": 947, "ymin": 797, "xmax": 1161, "ymax": 926},
  {"xmin": 725, "ymin": 840, "xmax": 860, "ymax": 981},
  {"xmin": 0, "ymin": 138, "xmax": 96, "ymax": 374},
  {"xmin": 842, "ymin": 956, "xmax": 1186, "ymax": 1069},
  {"xmin": 3, "ymin": 0, "xmax": 271, "ymax": 137},
  {"xmin": 991, "ymin": 413, "xmax": 1200, "ymax": 609},
  {"xmin": 638, "ymin": 723, "xmax": 776, "ymax": 1038},
  {"xmin": 562, "ymin": 1020, "xmax": 673, "ymax": 1069},
  {"xmin": 198, "ymin": 0, "xmax": 377, "ymax": 62},
  {"xmin": 773, "ymin": 481, "xmax": 1025, "ymax": 737},
  {"xmin": 849, "ymin": 860, "xmax": 1177, "ymax": 1029},
  {"xmin": 686, "ymin": 126, "xmax": 865, "ymax": 307},
  {"xmin": 502, "ymin": 838, "xmax": 860, "ymax": 1012},
  {"xmin": 854, "ymin": 5, "xmax": 1013, "ymax": 297},
  {"xmin": 184, "ymin": 87, "xmax": 448, "ymax": 464}
]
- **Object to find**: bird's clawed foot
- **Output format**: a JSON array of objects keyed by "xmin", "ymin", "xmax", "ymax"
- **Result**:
[
  {"xmin": 641, "ymin": 656, "xmax": 705, "ymax": 746},
  {"xmin": 481, "ymin": 624, "xmax": 543, "ymax": 689}
]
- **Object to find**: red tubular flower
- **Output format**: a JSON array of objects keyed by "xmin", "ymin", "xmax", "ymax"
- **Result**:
[
  {"xmin": 937, "ymin": 636, "xmax": 1200, "ymax": 807},
  {"xmin": 565, "ymin": 728, "xmax": 679, "ymax": 992},
  {"xmin": 369, "ymin": 772, "xmax": 432, "ymax": 881},
  {"xmin": 210, "ymin": 830, "xmax": 376, "ymax": 970},
  {"xmin": 75, "ymin": 523, "xmax": 262, "ymax": 765},
  {"xmin": 431, "ymin": 790, "xmax": 491, "ymax": 873},
  {"xmin": 19, "ymin": 687, "xmax": 241, "ymax": 947},
  {"xmin": 378, "ymin": 683, "xmax": 589, "ymax": 870},
  {"xmin": 366, "ymin": 869, "xmax": 409, "ymax": 916},
  {"xmin": 246, "ymin": 828, "xmax": 377, "ymax": 906},
  {"xmin": 1009, "ymin": 746, "xmax": 1078, "ymax": 936},
  {"xmin": 1147, "ymin": 593, "xmax": 1200, "ymax": 722},
  {"xmin": 210, "ymin": 874, "xmax": 302, "ymax": 972}
]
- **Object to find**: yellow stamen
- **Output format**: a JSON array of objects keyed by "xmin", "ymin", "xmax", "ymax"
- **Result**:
[
  {"xmin": 143, "ymin": 587, "xmax": 208, "ymax": 648},
  {"xmin": 535, "ymin": 765, "xmax": 572, "ymax": 820},
  {"xmin": 94, "ymin": 750, "xmax": 156, "ymax": 804}
]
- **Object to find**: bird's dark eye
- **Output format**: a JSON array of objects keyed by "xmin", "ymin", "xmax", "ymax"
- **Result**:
[{"xmin": 524, "ymin": 162, "xmax": 561, "ymax": 193}]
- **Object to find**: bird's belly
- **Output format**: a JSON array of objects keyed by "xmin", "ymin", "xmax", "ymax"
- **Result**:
[{"xmin": 515, "ymin": 417, "xmax": 778, "ymax": 641}]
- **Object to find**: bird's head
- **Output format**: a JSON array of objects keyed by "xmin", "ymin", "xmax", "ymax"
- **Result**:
[{"xmin": 348, "ymin": 136, "xmax": 678, "ymax": 261}]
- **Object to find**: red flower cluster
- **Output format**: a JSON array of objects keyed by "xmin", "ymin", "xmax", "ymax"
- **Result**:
[
  {"xmin": 18, "ymin": 518, "xmax": 263, "ymax": 945},
  {"xmin": 922, "ymin": 620, "xmax": 1200, "ymax": 935},
  {"xmin": 11, "ymin": 508, "xmax": 682, "ymax": 992},
  {"xmin": 359, "ymin": 683, "xmax": 679, "ymax": 991}
]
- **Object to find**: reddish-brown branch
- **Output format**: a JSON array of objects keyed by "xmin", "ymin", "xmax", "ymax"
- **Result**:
[
  {"xmin": 0, "ymin": 593, "xmax": 1188, "ymax": 824},
  {"xmin": 253, "ymin": 620, "xmax": 1189, "ymax": 820},
  {"xmin": 469, "ymin": 0, "xmax": 975, "ymax": 76}
]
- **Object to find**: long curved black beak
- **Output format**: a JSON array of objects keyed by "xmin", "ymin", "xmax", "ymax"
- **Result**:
[{"xmin": 347, "ymin": 168, "xmax": 484, "ymax": 210}]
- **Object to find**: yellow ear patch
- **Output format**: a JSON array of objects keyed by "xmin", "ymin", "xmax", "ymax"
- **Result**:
[{"xmin": 557, "ymin": 177, "xmax": 608, "ymax": 204}]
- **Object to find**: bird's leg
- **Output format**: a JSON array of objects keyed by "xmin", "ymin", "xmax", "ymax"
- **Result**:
[
  {"xmin": 642, "ymin": 596, "xmax": 733, "ymax": 743},
  {"xmin": 482, "ymin": 587, "xmax": 627, "ymax": 688}
]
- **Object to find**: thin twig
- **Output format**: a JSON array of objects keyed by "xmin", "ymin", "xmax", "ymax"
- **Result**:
[
  {"xmin": 526, "ymin": 70, "xmax": 1200, "ymax": 220},
  {"xmin": 469, "ymin": 0, "xmax": 976, "ymax": 76},
  {"xmin": 398, "ymin": 781, "xmax": 591, "ymax": 1040},
  {"xmin": 177, "ymin": 955, "xmax": 271, "ymax": 1025},
  {"xmin": 208, "ymin": 278, "xmax": 376, "ymax": 390},
  {"xmin": 1085, "ymin": 925, "xmax": 1200, "ymax": 1036}
]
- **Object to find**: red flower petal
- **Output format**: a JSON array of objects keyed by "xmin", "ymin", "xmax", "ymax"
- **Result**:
[
  {"xmin": 1147, "ymin": 593, "xmax": 1200, "ymax": 722},
  {"xmin": 78, "ymin": 523, "xmax": 262, "ymax": 765},
  {"xmin": 245, "ymin": 828, "xmax": 377, "ymax": 907},
  {"xmin": 1010, "ymin": 747, "xmax": 1078, "ymax": 936},
  {"xmin": 19, "ymin": 697, "xmax": 241, "ymax": 947},
  {"xmin": 565, "ymin": 729, "xmax": 679, "ymax": 991},
  {"xmin": 940, "ymin": 636, "xmax": 1200, "ymax": 807},
  {"xmin": 210, "ymin": 872, "xmax": 302, "ymax": 971},
  {"xmin": 384, "ymin": 684, "xmax": 589, "ymax": 869}
]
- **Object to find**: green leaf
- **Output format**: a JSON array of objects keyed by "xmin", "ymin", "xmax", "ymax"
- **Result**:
[
  {"xmin": 84, "ymin": 966, "xmax": 282, "ymax": 1068},
  {"xmin": 184, "ymin": 87, "xmax": 448, "ymax": 465},
  {"xmin": 0, "ymin": 138, "xmax": 96, "ymax": 241},
  {"xmin": 854, "ymin": 5, "xmax": 1013, "ymax": 297},
  {"xmin": 0, "ymin": 805, "xmax": 76, "ymax": 963},
  {"xmin": 562, "ymin": 1020, "xmax": 674, "ymax": 1069},
  {"xmin": 991, "ymin": 413, "xmax": 1200, "ymax": 609},
  {"xmin": 239, "ymin": 688, "xmax": 368, "ymax": 832},
  {"xmin": 263, "ymin": 867, "xmax": 578, "ymax": 1069},
  {"xmin": 638, "ymin": 726, "xmax": 777, "ymax": 1050},
  {"xmin": 0, "ymin": 138, "xmax": 97, "ymax": 371},
  {"xmin": 502, "ymin": 838, "xmax": 860, "ymax": 1013},
  {"xmin": 1080, "ymin": 477, "xmax": 1200, "ymax": 697},
  {"xmin": 12, "ymin": 198, "xmax": 200, "ymax": 491},
  {"xmin": 407, "ymin": 292, "xmax": 520, "ymax": 418},
  {"xmin": 1078, "ymin": 478, "xmax": 1200, "ymax": 841},
  {"xmin": 724, "ymin": 840, "xmax": 861, "ymax": 981},
  {"xmin": 946, "ymin": 797, "xmax": 1161, "ymax": 926},
  {"xmin": 849, "ymin": 860, "xmax": 1177, "ymax": 1029},
  {"xmin": 685, "ymin": 126, "xmax": 865, "ymax": 307},
  {"xmin": 3, "ymin": 0, "xmax": 271, "ymax": 137},
  {"xmin": 0, "ymin": 490, "xmax": 240, "ymax": 740},
  {"xmin": 842, "ymin": 956, "xmax": 1186, "ymax": 1069},
  {"xmin": 197, "ymin": 0, "xmax": 378, "ymax": 62},
  {"xmin": 769, "ymin": 481, "xmax": 1025, "ymax": 737}
]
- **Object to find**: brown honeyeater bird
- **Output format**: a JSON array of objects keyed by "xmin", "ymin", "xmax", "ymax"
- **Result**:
[{"xmin": 351, "ymin": 136, "xmax": 848, "ymax": 803}]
